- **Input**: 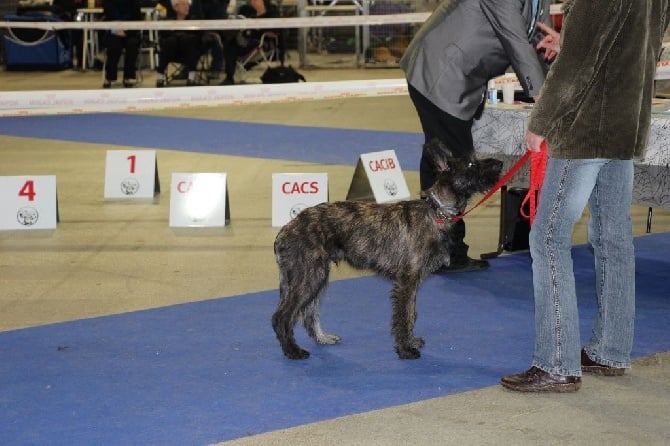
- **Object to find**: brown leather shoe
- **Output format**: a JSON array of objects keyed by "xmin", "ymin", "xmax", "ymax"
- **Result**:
[
  {"xmin": 581, "ymin": 349, "xmax": 625, "ymax": 376},
  {"xmin": 500, "ymin": 366, "xmax": 581, "ymax": 392}
]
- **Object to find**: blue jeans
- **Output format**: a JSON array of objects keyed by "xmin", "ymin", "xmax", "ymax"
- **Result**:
[{"xmin": 530, "ymin": 158, "xmax": 635, "ymax": 376}]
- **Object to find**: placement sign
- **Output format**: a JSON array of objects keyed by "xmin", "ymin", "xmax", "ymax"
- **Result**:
[
  {"xmin": 272, "ymin": 173, "xmax": 328, "ymax": 227},
  {"xmin": 0, "ymin": 175, "xmax": 58, "ymax": 230},
  {"xmin": 169, "ymin": 173, "xmax": 229, "ymax": 227},
  {"xmin": 104, "ymin": 150, "xmax": 160, "ymax": 199},
  {"xmin": 346, "ymin": 149, "xmax": 410, "ymax": 203}
]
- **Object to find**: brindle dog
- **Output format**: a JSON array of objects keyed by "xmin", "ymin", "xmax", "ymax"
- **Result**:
[{"xmin": 272, "ymin": 141, "xmax": 503, "ymax": 359}]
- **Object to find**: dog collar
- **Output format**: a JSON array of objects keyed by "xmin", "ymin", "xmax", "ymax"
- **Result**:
[{"xmin": 424, "ymin": 193, "xmax": 461, "ymax": 225}]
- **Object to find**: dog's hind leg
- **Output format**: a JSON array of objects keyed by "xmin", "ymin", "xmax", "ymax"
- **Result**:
[
  {"xmin": 390, "ymin": 273, "xmax": 425, "ymax": 359},
  {"xmin": 272, "ymin": 259, "xmax": 312, "ymax": 359},
  {"xmin": 302, "ymin": 261, "xmax": 341, "ymax": 346}
]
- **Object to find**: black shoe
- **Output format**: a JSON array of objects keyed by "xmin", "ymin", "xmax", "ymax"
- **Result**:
[
  {"xmin": 156, "ymin": 79, "xmax": 165, "ymax": 88},
  {"xmin": 581, "ymin": 349, "xmax": 625, "ymax": 376},
  {"xmin": 123, "ymin": 79, "xmax": 136, "ymax": 88},
  {"xmin": 435, "ymin": 257, "xmax": 489, "ymax": 274},
  {"xmin": 501, "ymin": 366, "xmax": 581, "ymax": 393},
  {"xmin": 186, "ymin": 79, "xmax": 197, "ymax": 86},
  {"xmin": 219, "ymin": 77, "xmax": 234, "ymax": 86},
  {"xmin": 102, "ymin": 79, "xmax": 112, "ymax": 89}
]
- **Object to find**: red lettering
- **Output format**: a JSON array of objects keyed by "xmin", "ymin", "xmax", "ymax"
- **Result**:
[
  {"xmin": 177, "ymin": 181, "xmax": 193, "ymax": 193},
  {"xmin": 368, "ymin": 158, "xmax": 396, "ymax": 172},
  {"xmin": 18, "ymin": 180, "xmax": 36, "ymax": 201},
  {"xmin": 281, "ymin": 181, "xmax": 320, "ymax": 194}
]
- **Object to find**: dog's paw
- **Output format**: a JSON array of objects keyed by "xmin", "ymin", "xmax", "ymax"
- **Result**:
[
  {"xmin": 316, "ymin": 333, "xmax": 341, "ymax": 345},
  {"xmin": 284, "ymin": 347, "xmax": 310, "ymax": 360},
  {"xmin": 395, "ymin": 345, "xmax": 421, "ymax": 360},
  {"xmin": 410, "ymin": 336, "xmax": 425, "ymax": 349}
]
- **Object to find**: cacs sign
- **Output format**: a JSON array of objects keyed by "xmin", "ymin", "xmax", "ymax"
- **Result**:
[{"xmin": 272, "ymin": 173, "xmax": 328, "ymax": 227}]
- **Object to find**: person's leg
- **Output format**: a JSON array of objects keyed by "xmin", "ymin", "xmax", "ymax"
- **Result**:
[
  {"xmin": 407, "ymin": 84, "xmax": 484, "ymax": 272},
  {"xmin": 103, "ymin": 33, "xmax": 123, "ymax": 84},
  {"xmin": 202, "ymin": 32, "xmax": 224, "ymax": 75},
  {"xmin": 179, "ymin": 34, "xmax": 201, "ymax": 84},
  {"xmin": 584, "ymin": 159, "xmax": 635, "ymax": 370},
  {"xmin": 156, "ymin": 35, "xmax": 177, "ymax": 86},
  {"xmin": 530, "ymin": 158, "xmax": 607, "ymax": 376},
  {"xmin": 122, "ymin": 34, "xmax": 141, "ymax": 82},
  {"xmin": 222, "ymin": 38, "xmax": 242, "ymax": 84}
]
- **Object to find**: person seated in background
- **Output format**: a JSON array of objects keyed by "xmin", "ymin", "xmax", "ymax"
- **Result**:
[
  {"xmin": 196, "ymin": 0, "xmax": 229, "ymax": 80},
  {"xmin": 220, "ymin": 0, "xmax": 279, "ymax": 85},
  {"xmin": 102, "ymin": 0, "xmax": 142, "ymax": 88},
  {"xmin": 155, "ymin": 0, "xmax": 202, "ymax": 87}
]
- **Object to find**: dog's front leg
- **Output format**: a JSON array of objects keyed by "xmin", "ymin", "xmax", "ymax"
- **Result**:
[{"xmin": 390, "ymin": 275, "xmax": 424, "ymax": 359}]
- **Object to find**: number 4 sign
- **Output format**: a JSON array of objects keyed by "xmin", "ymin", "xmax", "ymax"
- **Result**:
[
  {"xmin": 0, "ymin": 176, "xmax": 59, "ymax": 230},
  {"xmin": 104, "ymin": 150, "xmax": 160, "ymax": 200}
]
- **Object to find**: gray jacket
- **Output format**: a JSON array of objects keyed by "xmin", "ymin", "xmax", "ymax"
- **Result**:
[{"xmin": 400, "ymin": 0, "xmax": 551, "ymax": 120}]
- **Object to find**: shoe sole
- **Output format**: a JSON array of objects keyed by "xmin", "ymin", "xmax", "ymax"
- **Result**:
[
  {"xmin": 582, "ymin": 366, "xmax": 625, "ymax": 376},
  {"xmin": 500, "ymin": 380, "xmax": 581, "ymax": 393}
]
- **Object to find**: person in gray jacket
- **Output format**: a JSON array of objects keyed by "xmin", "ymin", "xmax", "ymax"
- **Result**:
[
  {"xmin": 400, "ymin": 0, "xmax": 553, "ymax": 272},
  {"xmin": 501, "ymin": 0, "xmax": 670, "ymax": 392}
]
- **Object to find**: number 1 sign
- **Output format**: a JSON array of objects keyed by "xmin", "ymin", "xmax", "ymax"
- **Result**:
[
  {"xmin": 0, "ymin": 176, "xmax": 59, "ymax": 230},
  {"xmin": 104, "ymin": 150, "xmax": 160, "ymax": 200}
]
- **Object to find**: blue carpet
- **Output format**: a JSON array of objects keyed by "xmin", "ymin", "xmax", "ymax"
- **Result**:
[
  {"xmin": 0, "ymin": 113, "xmax": 424, "ymax": 169},
  {"xmin": 1, "ymin": 233, "xmax": 669, "ymax": 445}
]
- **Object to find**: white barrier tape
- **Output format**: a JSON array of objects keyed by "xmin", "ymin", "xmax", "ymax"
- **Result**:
[
  {"xmin": 0, "ymin": 13, "xmax": 431, "ymax": 31},
  {"xmin": 0, "ymin": 5, "xmax": 565, "ymax": 32},
  {"xmin": 0, "ymin": 79, "xmax": 409, "ymax": 117}
]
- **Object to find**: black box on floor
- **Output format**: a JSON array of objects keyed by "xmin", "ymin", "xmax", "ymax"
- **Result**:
[{"xmin": 501, "ymin": 186, "xmax": 531, "ymax": 251}]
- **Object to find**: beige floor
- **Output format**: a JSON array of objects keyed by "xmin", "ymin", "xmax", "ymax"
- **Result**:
[{"xmin": 1, "ymin": 62, "xmax": 669, "ymax": 445}]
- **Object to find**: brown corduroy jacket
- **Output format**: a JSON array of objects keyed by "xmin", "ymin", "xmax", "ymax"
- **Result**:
[{"xmin": 527, "ymin": 0, "xmax": 670, "ymax": 160}]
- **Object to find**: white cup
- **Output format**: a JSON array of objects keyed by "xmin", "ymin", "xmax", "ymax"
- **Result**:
[{"xmin": 502, "ymin": 82, "xmax": 516, "ymax": 105}]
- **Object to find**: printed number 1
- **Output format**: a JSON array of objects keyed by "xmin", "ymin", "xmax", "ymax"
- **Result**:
[
  {"xmin": 19, "ymin": 180, "xmax": 36, "ymax": 201},
  {"xmin": 127, "ymin": 155, "xmax": 136, "ymax": 174}
]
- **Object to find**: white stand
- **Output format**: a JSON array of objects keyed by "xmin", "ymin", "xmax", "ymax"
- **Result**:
[
  {"xmin": 272, "ymin": 173, "xmax": 328, "ymax": 227},
  {"xmin": 104, "ymin": 150, "xmax": 160, "ymax": 200},
  {"xmin": 346, "ymin": 149, "xmax": 410, "ymax": 203},
  {"xmin": 169, "ymin": 173, "xmax": 230, "ymax": 227},
  {"xmin": 0, "ymin": 175, "xmax": 59, "ymax": 230}
]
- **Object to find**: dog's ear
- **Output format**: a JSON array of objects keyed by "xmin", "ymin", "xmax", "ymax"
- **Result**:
[{"xmin": 423, "ymin": 139, "xmax": 454, "ymax": 172}]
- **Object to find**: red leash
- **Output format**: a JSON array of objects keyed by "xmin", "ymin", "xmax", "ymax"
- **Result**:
[
  {"xmin": 520, "ymin": 141, "xmax": 548, "ymax": 225},
  {"xmin": 451, "ymin": 142, "xmax": 547, "ymax": 224}
]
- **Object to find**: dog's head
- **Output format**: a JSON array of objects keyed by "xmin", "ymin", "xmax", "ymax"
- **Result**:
[{"xmin": 423, "ymin": 140, "xmax": 503, "ymax": 214}]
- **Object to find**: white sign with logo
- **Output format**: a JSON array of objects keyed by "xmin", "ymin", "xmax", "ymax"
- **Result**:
[
  {"xmin": 272, "ymin": 173, "xmax": 328, "ymax": 227},
  {"xmin": 169, "ymin": 173, "xmax": 229, "ymax": 227},
  {"xmin": 0, "ymin": 175, "xmax": 58, "ymax": 230},
  {"xmin": 346, "ymin": 149, "xmax": 410, "ymax": 203},
  {"xmin": 104, "ymin": 150, "xmax": 160, "ymax": 200}
]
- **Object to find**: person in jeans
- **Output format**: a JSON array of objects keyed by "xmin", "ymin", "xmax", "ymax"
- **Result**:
[
  {"xmin": 501, "ymin": 0, "xmax": 670, "ymax": 392},
  {"xmin": 400, "ymin": 0, "xmax": 553, "ymax": 273}
]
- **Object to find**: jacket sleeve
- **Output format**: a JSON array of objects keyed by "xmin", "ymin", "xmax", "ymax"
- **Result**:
[
  {"xmin": 528, "ymin": 0, "xmax": 633, "ymax": 136},
  {"xmin": 480, "ymin": 0, "xmax": 546, "ymax": 97}
]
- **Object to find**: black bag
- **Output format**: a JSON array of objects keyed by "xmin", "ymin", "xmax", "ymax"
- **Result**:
[
  {"xmin": 261, "ymin": 65, "xmax": 306, "ymax": 84},
  {"xmin": 501, "ymin": 187, "xmax": 531, "ymax": 251}
]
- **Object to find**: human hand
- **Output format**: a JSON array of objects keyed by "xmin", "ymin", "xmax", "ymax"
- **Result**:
[
  {"xmin": 525, "ymin": 130, "xmax": 545, "ymax": 153},
  {"xmin": 535, "ymin": 22, "xmax": 560, "ymax": 61}
]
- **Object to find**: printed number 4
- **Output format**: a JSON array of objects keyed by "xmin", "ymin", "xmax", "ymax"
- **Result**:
[{"xmin": 19, "ymin": 180, "xmax": 36, "ymax": 201}]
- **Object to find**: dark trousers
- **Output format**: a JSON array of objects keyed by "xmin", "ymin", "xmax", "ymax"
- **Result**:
[
  {"xmin": 408, "ymin": 84, "xmax": 478, "ymax": 262},
  {"xmin": 158, "ymin": 33, "xmax": 201, "ymax": 74},
  {"xmin": 104, "ymin": 32, "xmax": 140, "ymax": 81}
]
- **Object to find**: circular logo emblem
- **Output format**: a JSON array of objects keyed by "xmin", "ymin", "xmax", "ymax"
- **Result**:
[
  {"xmin": 384, "ymin": 179, "xmax": 398, "ymax": 196},
  {"xmin": 17, "ymin": 206, "xmax": 39, "ymax": 226},
  {"xmin": 120, "ymin": 178, "xmax": 140, "ymax": 196}
]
